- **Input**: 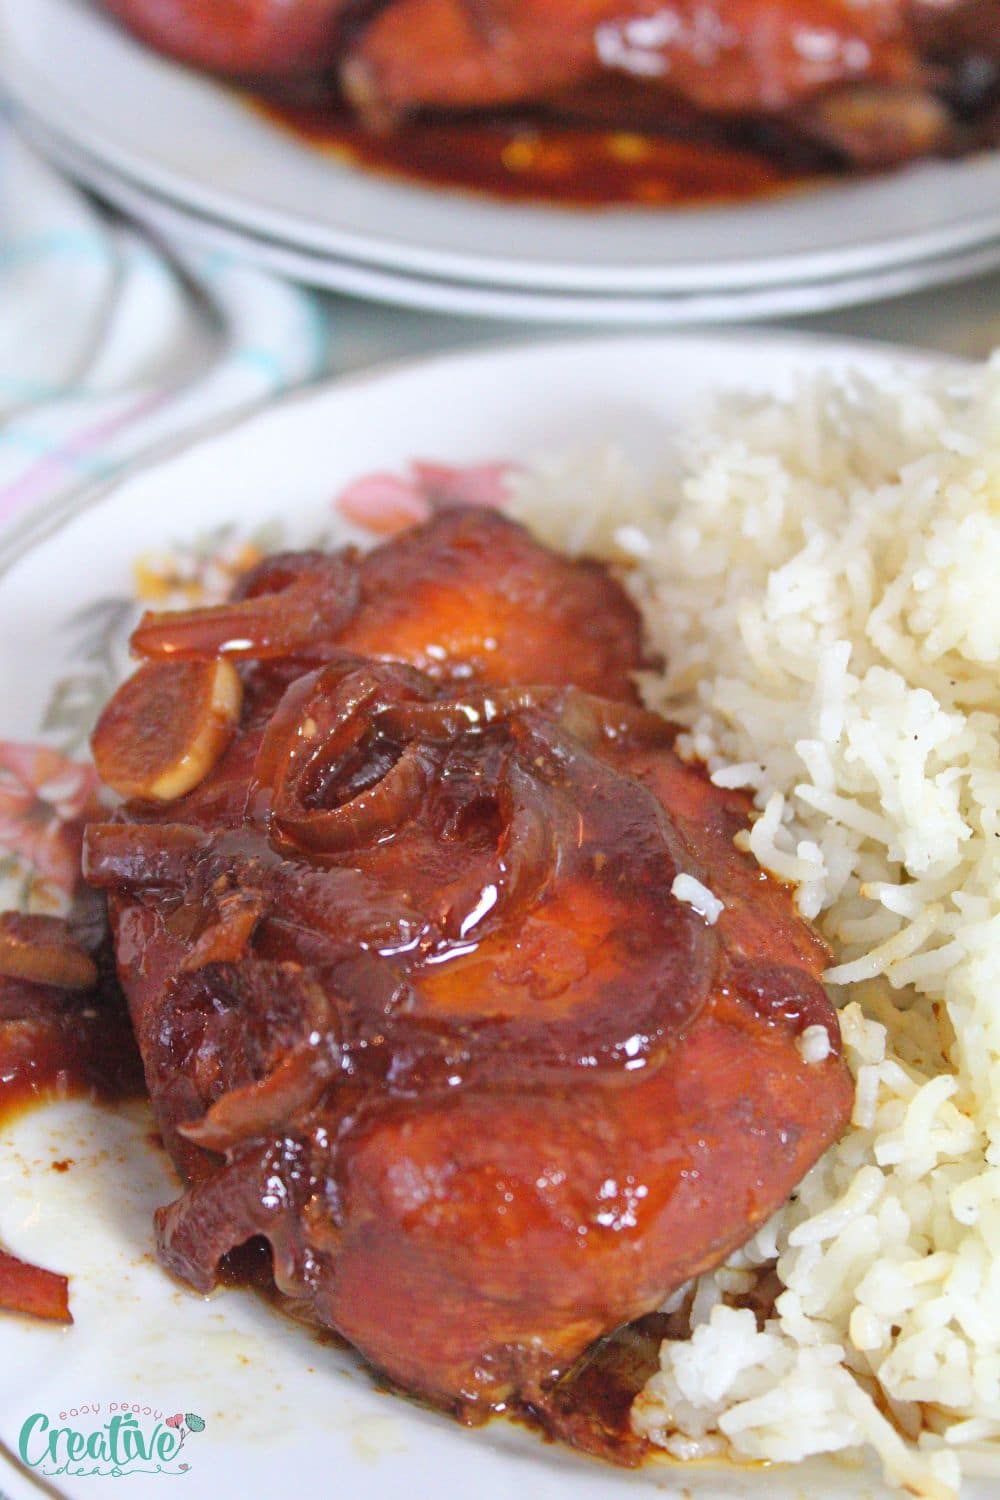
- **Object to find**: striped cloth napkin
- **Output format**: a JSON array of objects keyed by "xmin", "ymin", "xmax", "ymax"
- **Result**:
[{"xmin": 0, "ymin": 124, "xmax": 331, "ymax": 543}]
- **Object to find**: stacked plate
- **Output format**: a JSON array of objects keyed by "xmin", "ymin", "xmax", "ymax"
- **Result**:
[{"xmin": 4, "ymin": 0, "xmax": 1000, "ymax": 322}]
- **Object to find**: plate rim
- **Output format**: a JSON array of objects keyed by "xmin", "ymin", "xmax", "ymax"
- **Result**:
[
  {"xmin": 0, "ymin": 328, "xmax": 960, "ymax": 582},
  {"xmin": 14, "ymin": 107, "xmax": 1000, "ymax": 324},
  {"xmin": 17, "ymin": 109, "xmax": 1000, "ymax": 328}
]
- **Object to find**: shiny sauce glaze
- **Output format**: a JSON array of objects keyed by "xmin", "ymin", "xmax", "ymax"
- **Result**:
[
  {"xmin": 0, "ymin": 908, "xmax": 144, "ymax": 1322},
  {"xmin": 251, "ymin": 95, "xmax": 831, "ymax": 207}
]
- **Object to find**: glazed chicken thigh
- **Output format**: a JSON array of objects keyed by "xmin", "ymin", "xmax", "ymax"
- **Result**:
[
  {"xmin": 131, "ymin": 506, "xmax": 649, "ymax": 699},
  {"xmin": 84, "ymin": 510, "xmax": 851, "ymax": 1427}
]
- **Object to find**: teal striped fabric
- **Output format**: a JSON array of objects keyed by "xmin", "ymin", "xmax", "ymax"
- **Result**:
[{"xmin": 0, "ymin": 127, "xmax": 332, "ymax": 537}]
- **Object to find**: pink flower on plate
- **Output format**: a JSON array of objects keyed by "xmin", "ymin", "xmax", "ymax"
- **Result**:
[
  {"xmin": 0, "ymin": 742, "xmax": 101, "ymax": 896},
  {"xmin": 334, "ymin": 460, "xmax": 518, "ymax": 537},
  {"xmin": 166, "ymin": 1414, "xmax": 184, "ymax": 1430}
]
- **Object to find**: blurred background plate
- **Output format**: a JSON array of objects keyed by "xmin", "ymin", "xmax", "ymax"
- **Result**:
[
  {"xmin": 3, "ymin": 0, "xmax": 1000, "ymax": 299},
  {"xmin": 14, "ymin": 109, "xmax": 1000, "ymax": 325}
]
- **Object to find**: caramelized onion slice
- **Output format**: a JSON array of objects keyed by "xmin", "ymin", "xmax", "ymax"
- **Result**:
[
  {"xmin": 0, "ymin": 1246, "xmax": 71, "ymax": 1323},
  {"xmin": 251, "ymin": 657, "xmax": 430, "ymax": 801},
  {"xmin": 374, "ymin": 687, "xmax": 557, "ymax": 742},
  {"xmin": 231, "ymin": 549, "xmax": 329, "ymax": 601},
  {"xmin": 375, "ymin": 686, "xmax": 672, "ymax": 750},
  {"xmin": 253, "ymin": 659, "xmax": 394, "ymax": 799},
  {"xmin": 131, "ymin": 555, "xmax": 360, "ymax": 661},
  {"xmin": 180, "ymin": 889, "xmax": 264, "ymax": 972},
  {"xmin": 177, "ymin": 1040, "xmax": 333, "ymax": 1153},
  {"xmin": 492, "ymin": 757, "xmax": 580, "ymax": 915},
  {"xmin": 412, "ymin": 711, "xmax": 718, "ymax": 1070},
  {"xmin": 92, "ymin": 658, "xmax": 242, "ymax": 802},
  {"xmin": 82, "ymin": 822, "xmax": 205, "ymax": 889},
  {"xmin": 0, "ymin": 913, "xmax": 97, "ymax": 991},
  {"xmin": 274, "ymin": 741, "xmax": 431, "ymax": 854},
  {"xmin": 252, "ymin": 658, "xmax": 435, "ymax": 852}
]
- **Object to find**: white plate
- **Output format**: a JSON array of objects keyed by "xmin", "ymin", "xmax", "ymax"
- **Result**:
[
  {"xmin": 15, "ymin": 110, "xmax": 1000, "ymax": 327},
  {"xmin": 0, "ymin": 334, "xmax": 981, "ymax": 1500},
  {"xmin": 3, "ymin": 0, "xmax": 1000, "ymax": 296}
]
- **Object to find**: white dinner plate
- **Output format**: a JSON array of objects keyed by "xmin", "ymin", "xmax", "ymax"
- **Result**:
[
  {"xmin": 2, "ymin": 0, "xmax": 1000, "ymax": 297},
  {"xmin": 14, "ymin": 109, "xmax": 1000, "ymax": 326},
  {"xmin": 0, "ymin": 334, "xmax": 983, "ymax": 1500}
]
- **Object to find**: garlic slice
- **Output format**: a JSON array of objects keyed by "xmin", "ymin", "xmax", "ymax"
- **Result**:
[{"xmin": 92, "ymin": 657, "xmax": 242, "ymax": 802}]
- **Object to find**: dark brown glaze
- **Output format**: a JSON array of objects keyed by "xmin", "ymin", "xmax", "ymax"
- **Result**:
[
  {"xmin": 84, "ymin": 510, "xmax": 852, "ymax": 1421},
  {"xmin": 254, "ymin": 96, "xmax": 827, "ymax": 208},
  {"xmin": 0, "ymin": 905, "xmax": 144, "ymax": 1322}
]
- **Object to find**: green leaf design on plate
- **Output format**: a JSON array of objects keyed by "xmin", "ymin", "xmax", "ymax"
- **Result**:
[
  {"xmin": 39, "ymin": 595, "xmax": 137, "ymax": 751},
  {"xmin": 184, "ymin": 1414, "xmax": 206, "ymax": 1433}
]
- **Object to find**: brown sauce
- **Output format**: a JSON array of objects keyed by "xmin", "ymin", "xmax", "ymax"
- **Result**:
[
  {"xmin": 0, "ymin": 945, "xmax": 144, "ymax": 1323},
  {"xmin": 253, "ymin": 96, "xmax": 830, "ymax": 208}
]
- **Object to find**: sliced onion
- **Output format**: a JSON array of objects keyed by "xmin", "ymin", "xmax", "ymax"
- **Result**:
[
  {"xmin": 231, "ymin": 549, "xmax": 330, "ymax": 601},
  {"xmin": 177, "ymin": 1041, "xmax": 332, "ymax": 1153},
  {"xmin": 179, "ymin": 889, "xmax": 264, "ymax": 972},
  {"xmin": 0, "ymin": 1245, "xmax": 72, "ymax": 1323},
  {"xmin": 273, "ymin": 741, "xmax": 431, "ymax": 854},
  {"xmin": 131, "ymin": 554, "xmax": 360, "ymax": 661},
  {"xmin": 248, "ymin": 666, "xmax": 330, "ymax": 819},
  {"xmin": 374, "ymin": 685, "xmax": 671, "ymax": 751},
  {"xmin": 252, "ymin": 659, "xmax": 430, "ymax": 798},
  {"xmin": 494, "ymin": 756, "xmax": 579, "ymax": 917},
  {"xmin": 252, "ymin": 659, "xmax": 434, "ymax": 853},
  {"xmin": 82, "ymin": 822, "xmax": 204, "ymax": 889},
  {"xmin": 0, "ymin": 913, "xmax": 97, "ymax": 991},
  {"xmin": 375, "ymin": 686, "xmax": 558, "ymax": 742}
]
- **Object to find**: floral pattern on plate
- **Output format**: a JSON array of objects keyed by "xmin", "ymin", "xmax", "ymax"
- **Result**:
[
  {"xmin": 0, "ymin": 742, "xmax": 101, "ymax": 914},
  {"xmin": 334, "ymin": 460, "xmax": 516, "ymax": 535}
]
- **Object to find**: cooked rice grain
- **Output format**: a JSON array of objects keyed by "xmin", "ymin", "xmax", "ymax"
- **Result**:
[{"xmin": 509, "ymin": 354, "xmax": 1000, "ymax": 1497}]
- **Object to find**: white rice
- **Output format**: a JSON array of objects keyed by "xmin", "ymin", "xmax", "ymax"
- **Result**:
[
  {"xmin": 671, "ymin": 871, "xmax": 724, "ymax": 924},
  {"xmin": 509, "ymin": 354, "xmax": 1000, "ymax": 1498}
]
